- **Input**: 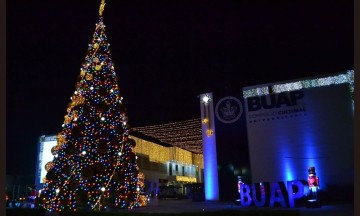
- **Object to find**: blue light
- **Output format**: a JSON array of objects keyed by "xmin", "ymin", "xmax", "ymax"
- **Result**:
[
  {"xmin": 283, "ymin": 158, "xmax": 294, "ymax": 181},
  {"xmin": 278, "ymin": 120, "xmax": 323, "ymax": 186},
  {"xmin": 203, "ymin": 136, "xmax": 219, "ymax": 200},
  {"xmin": 200, "ymin": 92, "xmax": 219, "ymax": 201}
]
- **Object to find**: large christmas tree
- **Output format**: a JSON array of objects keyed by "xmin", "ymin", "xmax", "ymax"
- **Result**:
[{"xmin": 39, "ymin": 0, "xmax": 143, "ymax": 211}]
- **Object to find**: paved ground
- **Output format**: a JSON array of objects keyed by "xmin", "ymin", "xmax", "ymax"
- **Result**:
[{"xmin": 124, "ymin": 198, "xmax": 354, "ymax": 216}]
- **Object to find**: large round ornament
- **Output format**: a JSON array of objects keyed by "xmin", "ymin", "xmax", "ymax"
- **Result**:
[
  {"xmin": 95, "ymin": 65, "xmax": 102, "ymax": 71},
  {"xmin": 51, "ymin": 146, "xmax": 58, "ymax": 155},
  {"xmin": 45, "ymin": 162, "xmax": 54, "ymax": 172},
  {"xmin": 85, "ymin": 73, "xmax": 93, "ymax": 81}
]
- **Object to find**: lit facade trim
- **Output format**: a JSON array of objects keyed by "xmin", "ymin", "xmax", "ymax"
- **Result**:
[{"xmin": 243, "ymin": 70, "xmax": 354, "ymax": 99}]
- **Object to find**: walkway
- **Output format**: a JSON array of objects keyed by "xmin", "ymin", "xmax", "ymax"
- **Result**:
[{"xmin": 125, "ymin": 198, "xmax": 353, "ymax": 216}]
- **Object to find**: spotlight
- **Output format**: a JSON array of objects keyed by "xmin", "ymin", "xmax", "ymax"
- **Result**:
[{"xmin": 202, "ymin": 95, "xmax": 211, "ymax": 104}]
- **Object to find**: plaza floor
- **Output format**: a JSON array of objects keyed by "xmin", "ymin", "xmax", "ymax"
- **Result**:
[{"xmin": 124, "ymin": 198, "xmax": 354, "ymax": 216}]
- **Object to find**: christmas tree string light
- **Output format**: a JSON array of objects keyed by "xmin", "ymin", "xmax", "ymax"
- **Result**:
[{"xmin": 38, "ymin": 0, "xmax": 145, "ymax": 211}]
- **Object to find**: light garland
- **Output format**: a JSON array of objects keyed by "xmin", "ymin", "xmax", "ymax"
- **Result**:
[
  {"xmin": 132, "ymin": 119, "xmax": 203, "ymax": 154},
  {"xmin": 243, "ymin": 70, "xmax": 354, "ymax": 98},
  {"xmin": 131, "ymin": 136, "xmax": 204, "ymax": 169}
]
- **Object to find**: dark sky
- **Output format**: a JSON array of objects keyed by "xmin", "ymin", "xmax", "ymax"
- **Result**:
[{"xmin": 6, "ymin": 0, "xmax": 353, "ymax": 175}]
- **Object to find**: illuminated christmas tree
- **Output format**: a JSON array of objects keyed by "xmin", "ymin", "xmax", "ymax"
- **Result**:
[{"xmin": 39, "ymin": 0, "xmax": 143, "ymax": 211}]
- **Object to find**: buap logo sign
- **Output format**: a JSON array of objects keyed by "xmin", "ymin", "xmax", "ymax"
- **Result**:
[{"xmin": 215, "ymin": 96, "xmax": 243, "ymax": 124}]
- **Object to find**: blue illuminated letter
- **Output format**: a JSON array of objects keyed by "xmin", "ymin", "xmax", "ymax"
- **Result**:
[
  {"xmin": 269, "ymin": 182, "xmax": 286, "ymax": 207},
  {"xmin": 287, "ymin": 180, "xmax": 305, "ymax": 208},
  {"xmin": 240, "ymin": 184, "xmax": 252, "ymax": 206},
  {"xmin": 251, "ymin": 183, "xmax": 266, "ymax": 207}
]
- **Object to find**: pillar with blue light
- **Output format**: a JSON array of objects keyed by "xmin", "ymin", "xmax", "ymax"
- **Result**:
[{"xmin": 200, "ymin": 93, "xmax": 219, "ymax": 201}]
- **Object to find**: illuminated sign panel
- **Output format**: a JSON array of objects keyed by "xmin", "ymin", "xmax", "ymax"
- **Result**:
[
  {"xmin": 244, "ymin": 72, "xmax": 354, "ymax": 191},
  {"xmin": 35, "ymin": 135, "xmax": 57, "ymax": 188},
  {"xmin": 39, "ymin": 140, "xmax": 57, "ymax": 183}
]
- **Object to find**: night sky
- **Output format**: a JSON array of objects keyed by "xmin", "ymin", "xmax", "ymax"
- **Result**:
[{"xmin": 6, "ymin": 0, "xmax": 353, "ymax": 176}]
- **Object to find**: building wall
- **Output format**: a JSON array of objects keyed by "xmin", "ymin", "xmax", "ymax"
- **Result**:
[
  {"xmin": 243, "ymin": 74, "xmax": 354, "ymax": 190},
  {"xmin": 131, "ymin": 136, "xmax": 204, "ymax": 196}
]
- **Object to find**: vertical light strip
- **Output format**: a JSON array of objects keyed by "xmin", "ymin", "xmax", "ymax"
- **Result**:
[{"xmin": 200, "ymin": 93, "xmax": 219, "ymax": 201}]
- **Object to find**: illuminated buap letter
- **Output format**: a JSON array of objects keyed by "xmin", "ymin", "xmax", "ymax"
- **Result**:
[
  {"xmin": 276, "ymin": 92, "xmax": 292, "ymax": 108},
  {"xmin": 287, "ymin": 180, "xmax": 305, "ymax": 208},
  {"xmin": 247, "ymin": 97, "xmax": 262, "ymax": 111},
  {"xmin": 251, "ymin": 183, "xmax": 266, "ymax": 207},
  {"xmin": 240, "ymin": 183, "xmax": 252, "ymax": 206},
  {"xmin": 269, "ymin": 182, "xmax": 286, "ymax": 207},
  {"xmin": 289, "ymin": 90, "xmax": 304, "ymax": 105}
]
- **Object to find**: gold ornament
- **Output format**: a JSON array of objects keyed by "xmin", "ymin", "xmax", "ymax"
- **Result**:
[
  {"xmin": 206, "ymin": 129, "xmax": 213, "ymax": 136},
  {"xmin": 93, "ymin": 43, "xmax": 99, "ymax": 49},
  {"xmin": 99, "ymin": 0, "xmax": 106, "ymax": 16},
  {"xmin": 138, "ymin": 194, "xmax": 148, "ymax": 207},
  {"xmin": 95, "ymin": 65, "xmax": 102, "ymax": 71},
  {"xmin": 73, "ymin": 95, "xmax": 85, "ymax": 106},
  {"xmin": 80, "ymin": 69, "xmax": 86, "ymax": 76},
  {"xmin": 51, "ymin": 146, "xmax": 58, "ymax": 155},
  {"xmin": 69, "ymin": 101, "xmax": 76, "ymax": 107},
  {"xmin": 73, "ymin": 110, "xmax": 79, "ymax": 118},
  {"xmin": 45, "ymin": 162, "xmax": 54, "ymax": 172},
  {"xmin": 64, "ymin": 115, "xmax": 71, "ymax": 124},
  {"xmin": 85, "ymin": 73, "xmax": 93, "ymax": 81},
  {"xmin": 79, "ymin": 96, "xmax": 85, "ymax": 105}
]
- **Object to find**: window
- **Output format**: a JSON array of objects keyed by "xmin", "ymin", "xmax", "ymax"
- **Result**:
[{"xmin": 169, "ymin": 163, "xmax": 173, "ymax": 176}]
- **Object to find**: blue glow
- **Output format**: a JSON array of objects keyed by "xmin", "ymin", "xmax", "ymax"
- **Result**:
[
  {"xmin": 301, "ymin": 122, "xmax": 323, "ymax": 189},
  {"xmin": 277, "ymin": 131, "xmax": 295, "ymax": 182},
  {"xmin": 203, "ymin": 135, "xmax": 219, "ymax": 200},
  {"xmin": 276, "ymin": 117, "xmax": 324, "ymax": 186},
  {"xmin": 283, "ymin": 158, "xmax": 295, "ymax": 181},
  {"xmin": 200, "ymin": 93, "xmax": 219, "ymax": 201}
]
